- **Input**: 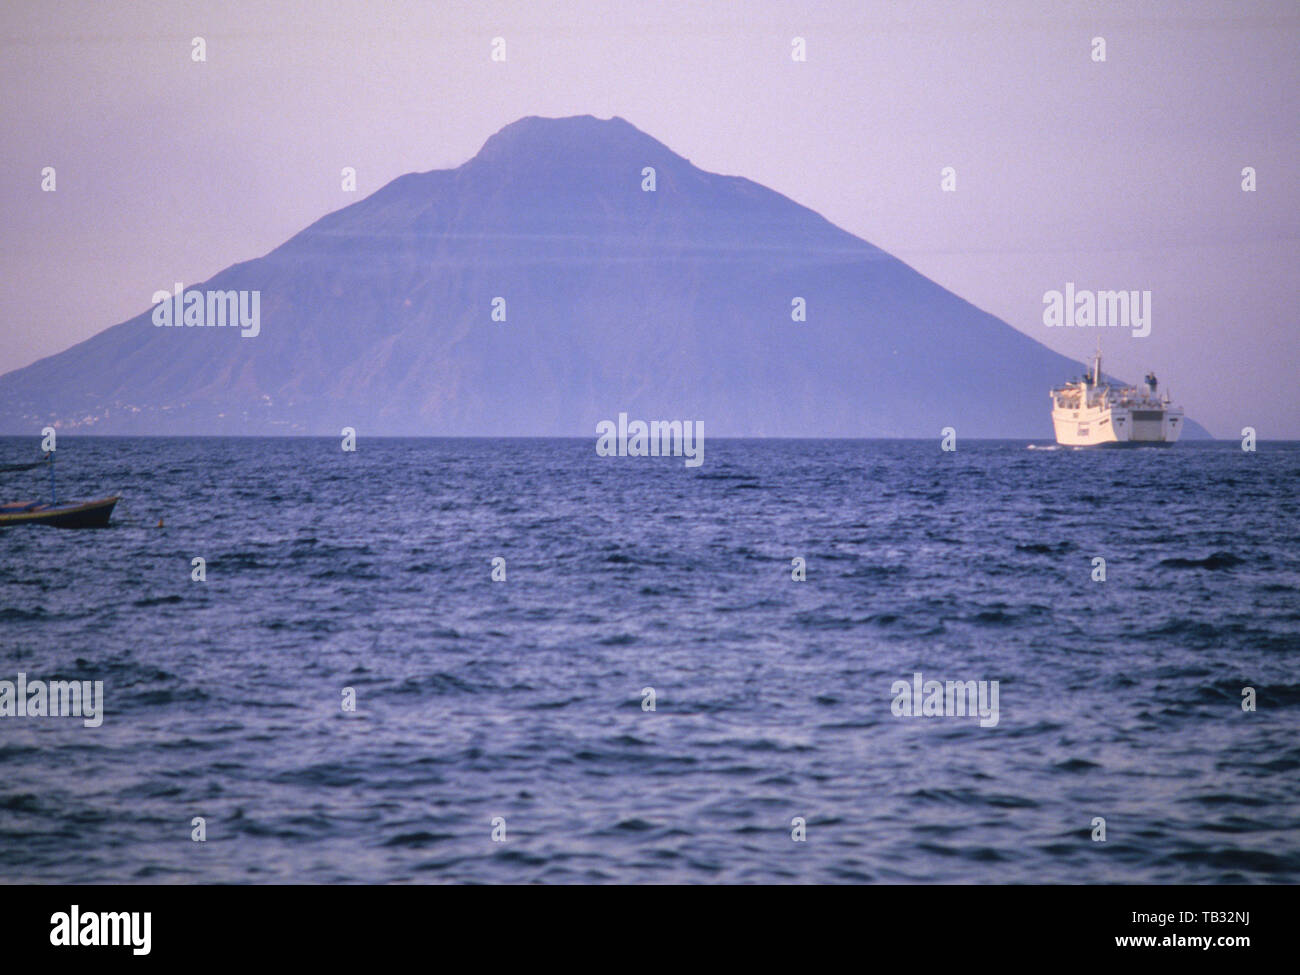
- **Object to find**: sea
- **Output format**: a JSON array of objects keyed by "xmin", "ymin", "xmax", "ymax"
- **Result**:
[{"xmin": 1, "ymin": 436, "xmax": 1297, "ymax": 884}]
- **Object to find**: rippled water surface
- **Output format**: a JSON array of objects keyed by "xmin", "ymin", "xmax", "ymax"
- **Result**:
[{"xmin": 1, "ymin": 436, "xmax": 1298, "ymax": 883}]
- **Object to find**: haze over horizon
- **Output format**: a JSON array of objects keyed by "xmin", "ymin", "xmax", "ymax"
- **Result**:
[{"xmin": 2, "ymin": 0, "xmax": 1297, "ymax": 437}]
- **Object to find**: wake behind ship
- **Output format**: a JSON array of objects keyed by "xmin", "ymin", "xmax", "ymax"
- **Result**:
[{"xmin": 1051, "ymin": 347, "xmax": 1183, "ymax": 447}]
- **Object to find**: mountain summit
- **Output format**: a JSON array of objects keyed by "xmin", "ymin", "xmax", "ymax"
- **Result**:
[{"xmin": 0, "ymin": 115, "xmax": 1205, "ymax": 438}]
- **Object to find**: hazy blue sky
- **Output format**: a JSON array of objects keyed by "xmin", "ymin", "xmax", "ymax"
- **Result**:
[{"xmin": 2, "ymin": 0, "xmax": 1296, "ymax": 436}]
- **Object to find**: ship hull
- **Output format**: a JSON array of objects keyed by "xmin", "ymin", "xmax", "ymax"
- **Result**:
[
  {"xmin": 1052, "ymin": 405, "xmax": 1183, "ymax": 447},
  {"xmin": 1065, "ymin": 439, "xmax": 1177, "ymax": 448},
  {"xmin": 0, "ymin": 496, "xmax": 120, "ymax": 528}
]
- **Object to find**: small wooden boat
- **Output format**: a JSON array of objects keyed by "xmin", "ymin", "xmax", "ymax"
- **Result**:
[{"xmin": 0, "ymin": 496, "xmax": 120, "ymax": 529}]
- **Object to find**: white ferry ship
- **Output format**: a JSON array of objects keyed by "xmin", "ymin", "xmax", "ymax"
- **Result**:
[{"xmin": 1051, "ymin": 346, "xmax": 1183, "ymax": 447}]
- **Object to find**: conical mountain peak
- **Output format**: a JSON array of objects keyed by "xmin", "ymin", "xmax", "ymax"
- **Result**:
[
  {"xmin": 471, "ymin": 114, "xmax": 671, "ymax": 165},
  {"xmin": 0, "ymin": 116, "xmax": 1209, "ymax": 439}
]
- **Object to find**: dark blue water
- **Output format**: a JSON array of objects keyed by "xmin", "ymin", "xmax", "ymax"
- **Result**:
[{"xmin": 2, "ymin": 437, "xmax": 1298, "ymax": 883}]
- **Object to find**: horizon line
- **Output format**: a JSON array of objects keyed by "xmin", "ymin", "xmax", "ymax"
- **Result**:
[{"xmin": 0, "ymin": 432, "xmax": 1241, "ymax": 443}]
